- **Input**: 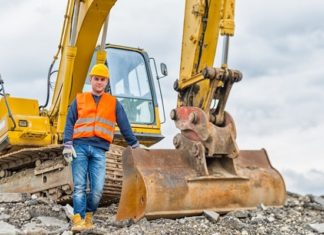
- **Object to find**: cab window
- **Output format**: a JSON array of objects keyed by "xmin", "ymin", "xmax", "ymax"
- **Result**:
[{"xmin": 85, "ymin": 47, "xmax": 154, "ymax": 124}]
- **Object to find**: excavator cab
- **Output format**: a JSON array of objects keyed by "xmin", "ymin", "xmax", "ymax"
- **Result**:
[{"xmin": 85, "ymin": 44, "xmax": 165, "ymax": 147}]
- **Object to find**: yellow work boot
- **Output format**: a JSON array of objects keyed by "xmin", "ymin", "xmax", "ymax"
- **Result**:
[
  {"xmin": 84, "ymin": 212, "xmax": 95, "ymax": 229},
  {"xmin": 71, "ymin": 214, "xmax": 86, "ymax": 232}
]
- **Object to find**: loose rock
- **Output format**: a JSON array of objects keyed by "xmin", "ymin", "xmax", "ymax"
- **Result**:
[
  {"xmin": 203, "ymin": 210, "xmax": 220, "ymax": 223},
  {"xmin": 308, "ymin": 223, "xmax": 324, "ymax": 233},
  {"xmin": 0, "ymin": 192, "xmax": 323, "ymax": 234}
]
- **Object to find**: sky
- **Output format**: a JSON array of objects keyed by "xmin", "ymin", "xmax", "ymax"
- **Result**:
[{"xmin": 0, "ymin": 0, "xmax": 324, "ymax": 195}]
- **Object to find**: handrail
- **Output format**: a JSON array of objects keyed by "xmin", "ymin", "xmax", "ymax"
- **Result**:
[{"xmin": 0, "ymin": 74, "xmax": 16, "ymax": 130}]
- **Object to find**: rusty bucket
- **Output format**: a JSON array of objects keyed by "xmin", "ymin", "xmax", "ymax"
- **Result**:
[{"xmin": 116, "ymin": 147, "xmax": 286, "ymax": 221}]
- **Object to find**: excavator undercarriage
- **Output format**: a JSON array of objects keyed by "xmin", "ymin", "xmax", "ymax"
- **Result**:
[{"xmin": 0, "ymin": 144, "xmax": 125, "ymax": 203}]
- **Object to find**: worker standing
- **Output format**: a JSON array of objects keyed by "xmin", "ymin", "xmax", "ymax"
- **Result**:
[{"xmin": 63, "ymin": 63, "xmax": 139, "ymax": 232}]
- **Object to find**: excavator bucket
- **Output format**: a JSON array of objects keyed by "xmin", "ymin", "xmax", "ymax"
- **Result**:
[{"xmin": 116, "ymin": 147, "xmax": 286, "ymax": 221}]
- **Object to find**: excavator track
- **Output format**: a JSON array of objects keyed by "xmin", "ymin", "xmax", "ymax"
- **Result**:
[
  {"xmin": 0, "ymin": 144, "xmax": 125, "ymax": 204},
  {"xmin": 103, "ymin": 144, "xmax": 125, "ymax": 202}
]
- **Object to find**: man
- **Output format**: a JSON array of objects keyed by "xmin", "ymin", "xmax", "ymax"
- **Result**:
[{"xmin": 63, "ymin": 63, "xmax": 139, "ymax": 232}]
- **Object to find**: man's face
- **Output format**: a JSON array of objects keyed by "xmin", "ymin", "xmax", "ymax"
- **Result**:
[{"xmin": 90, "ymin": 76, "xmax": 108, "ymax": 95}]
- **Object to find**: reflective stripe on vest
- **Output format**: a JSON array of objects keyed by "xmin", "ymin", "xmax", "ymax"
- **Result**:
[
  {"xmin": 75, "ymin": 117, "xmax": 115, "ymax": 128},
  {"xmin": 73, "ymin": 92, "xmax": 117, "ymax": 142},
  {"xmin": 73, "ymin": 126, "xmax": 113, "ymax": 137}
]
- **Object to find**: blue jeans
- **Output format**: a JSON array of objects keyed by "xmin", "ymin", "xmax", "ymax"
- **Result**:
[{"xmin": 72, "ymin": 144, "xmax": 106, "ymax": 218}]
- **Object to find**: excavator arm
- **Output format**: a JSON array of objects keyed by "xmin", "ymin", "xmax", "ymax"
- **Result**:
[
  {"xmin": 171, "ymin": 0, "xmax": 243, "ymax": 159},
  {"xmin": 177, "ymin": 0, "xmax": 241, "ymax": 120},
  {"xmin": 116, "ymin": 0, "xmax": 286, "ymax": 221}
]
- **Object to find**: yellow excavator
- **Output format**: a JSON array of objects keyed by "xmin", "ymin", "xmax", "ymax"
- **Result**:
[
  {"xmin": 0, "ymin": 0, "xmax": 164, "ymax": 202},
  {"xmin": 0, "ymin": 0, "xmax": 286, "ymax": 220}
]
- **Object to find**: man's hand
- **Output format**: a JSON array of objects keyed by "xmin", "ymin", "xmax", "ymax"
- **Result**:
[
  {"xmin": 63, "ymin": 141, "xmax": 77, "ymax": 164},
  {"xmin": 131, "ymin": 141, "xmax": 140, "ymax": 149},
  {"xmin": 131, "ymin": 142, "xmax": 149, "ymax": 150}
]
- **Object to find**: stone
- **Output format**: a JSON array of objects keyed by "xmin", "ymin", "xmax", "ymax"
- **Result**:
[
  {"xmin": 241, "ymin": 230, "xmax": 249, "ymax": 235},
  {"xmin": 221, "ymin": 216, "xmax": 247, "ymax": 230},
  {"xmin": 0, "ymin": 221, "xmax": 22, "ymax": 235},
  {"xmin": 266, "ymin": 215, "xmax": 276, "ymax": 223},
  {"xmin": 312, "ymin": 196, "xmax": 324, "ymax": 206},
  {"xmin": 258, "ymin": 203, "xmax": 267, "ymax": 210},
  {"xmin": 178, "ymin": 218, "xmax": 186, "ymax": 224},
  {"xmin": 51, "ymin": 205, "xmax": 61, "ymax": 212},
  {"xmin": 61, "ymin": 231, "xmax": 73, "ymax": 235},
  {"xmin": 22, "ymin": 216, "xmax": 69, "ymax": 234},
  {"xmin": 227, "ymin": 210, "xmax": 249, "ymax": 219},
  {"xmin": 63, "ymin": 204, "xmax": 74, "ymax": 219},
  {"xmin": 24, "ymin": 228, "xmax": 48, "ymax": 235},
  {"xmin": 24, "ymin": 199, "xmax": 38, "ymax": 206},
  {"xmin": 308, "ymin": 223, "xmax": 324, "ymax": 233},
  {"xmin": 251, "ymin": 213, "xmax": 266, "ymax": 224},
  {"xmin": 203, "ymin": 210, "xmax": 220, "ymax": 223},
  {"xmin": 0, "ymin": 213, "xmax": 10, "ymax": 221},
  {"xmin": 0, "ymin": 193, "xmax": 30, "ymax": 203},
  {"xmin": 280, "ymin": 225, "xmax": 290, "ymax": 232},
  {"xmin": 0, "ymin": 191, "xmax": 323, "ymax": 235}
]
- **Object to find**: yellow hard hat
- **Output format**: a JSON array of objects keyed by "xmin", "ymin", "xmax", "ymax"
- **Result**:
[{"xmin": 89, "ymin": 64, "xmax": 110, "ymax": 79}]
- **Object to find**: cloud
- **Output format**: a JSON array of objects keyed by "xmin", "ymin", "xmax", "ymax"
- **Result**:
[
  {"xmin": 232, "ymin": 0, "xmax": 324, "ymax": 79},
  {"xmin": 283, "ymin": 169, "xmax": 324, "ymax": 196},
  {"xmin": 0, "ymin": 1, "xmax": 65, "ymax": 99}
]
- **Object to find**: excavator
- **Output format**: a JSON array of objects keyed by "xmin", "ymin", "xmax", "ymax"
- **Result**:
[{"xmin": 0, "ymin": 0, "xmax": 286, "ymax": 221}]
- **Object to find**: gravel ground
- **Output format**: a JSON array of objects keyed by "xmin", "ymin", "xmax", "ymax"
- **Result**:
[{"xmin": 0, "ymin": 192, "xmax": 324, "ymax": 234}]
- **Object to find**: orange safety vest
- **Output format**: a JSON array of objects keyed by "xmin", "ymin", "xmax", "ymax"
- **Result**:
[{"xmin": 73, "ymin": 92, "xmax": 117, "ymax": 143}]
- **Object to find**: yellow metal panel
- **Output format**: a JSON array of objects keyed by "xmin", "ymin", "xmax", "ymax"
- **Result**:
[
  {"xmin": 177, "ymin": 73, "xmax": 205, "ymax": 90},
  {"xmin": 196, "ymin": 0, "xmax": 222, "ymax": 72},
  {"xmin": 7, "ymin": 115, "xmax": 52, "ymax": 147},
  {"xmin": 0, "ymin": 97, "xmax": 39, "ymax": 116},
  {"xmin": 0, "ymin": 98, "xmax": 7, "ymax": 118},
  {"xmin": 220, "ymin": 0, "xmax": 235, "ymax": 36},
  {"xmin": 179, "ymin": 0, "xmax": 222, "ymax": 88},
  {"xmin": 56, "ymin": 46, "xmax": 78, "ymax": 134},
  {"xmin": 8, "ymin": 131, "xmax": 52, "ymax": 147},
  {"xmin": 180, "ymin": 0, "xmax": 205, "ymax": 83},
  {"xmin": 96, "ymin": 50, "xmax": 107, "ymax": 64},
  {"xmin": 14, "ymin": 114, "xmax": 51, "ymax": 132},
  {"xmin": 0, "ymin": 96, "xmax": 53, "ymax": 147},
  {"xmin": 0, "ymin": 97, "xmax": 41, "ymax": 132},
  {"xmin": 154, "ymin": 107, "xmax": 161, "ymax": 131}
]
